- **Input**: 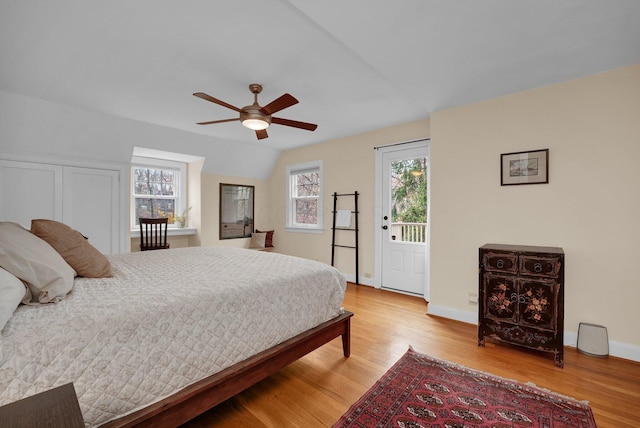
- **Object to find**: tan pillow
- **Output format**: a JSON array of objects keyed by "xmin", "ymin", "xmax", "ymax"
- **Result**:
[
  {"xmin": 0, "ymin": 222, "xmax": 75, "ymax": 304},
  {"xmin": 0, "ymin": 267, "xmax": 27, "ymax": 331},
  {"xmin": 249, "ymin": 232, "xmax": 267, "ymax": 249},
  {"xmin": 31, "ymin": 219, "xmax": 112, "ymax": 278}
]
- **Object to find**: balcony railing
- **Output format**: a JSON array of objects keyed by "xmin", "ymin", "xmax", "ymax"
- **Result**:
[{"xmin": 390, "ymin": 222, "xmax": 427, "ymax": 243}]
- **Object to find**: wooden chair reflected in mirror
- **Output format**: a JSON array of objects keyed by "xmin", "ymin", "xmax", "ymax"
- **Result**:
[{"xmin": 139, "ymin": 218, "xmax": 170, "ymax": 251}]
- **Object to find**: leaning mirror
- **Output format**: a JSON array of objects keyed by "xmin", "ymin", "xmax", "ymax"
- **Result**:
[{"xmin": 219, "ymin": 183, "xmax": 254, "ymax": 239}]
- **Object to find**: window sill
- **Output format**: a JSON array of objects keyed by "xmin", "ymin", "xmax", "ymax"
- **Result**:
[
  {"xmin": 285, "ymin": 226, "xmax": 324, "ymax": 234},
  {"xmin": 130, "ymin": 227, "xmax": 196, "ymax": 238}
]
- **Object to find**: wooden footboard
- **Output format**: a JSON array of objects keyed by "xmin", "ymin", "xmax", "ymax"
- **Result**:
[{"xmin": 102, "ymin": 310, "xmax": 353, "ymax": 428}]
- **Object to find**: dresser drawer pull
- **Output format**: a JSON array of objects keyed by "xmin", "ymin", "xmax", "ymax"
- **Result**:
[
  {"xmin": 496, "ymin": 259, "xmax": 505, "ymax": 269},
  {"xmin": 534, "ymin": 262, "xmax": 543, "ymax": 273}
]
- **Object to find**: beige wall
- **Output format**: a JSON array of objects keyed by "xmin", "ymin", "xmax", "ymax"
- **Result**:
[
  {"xmin": 429, "ymin": 64, "xmax": 640, "ymax": 358},
  {"xmin": 266, "ymin": 119, "xmax": 430, "ymax": 283}
]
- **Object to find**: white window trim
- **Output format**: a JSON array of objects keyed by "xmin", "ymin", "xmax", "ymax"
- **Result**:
[
  {"xmin": 130, "ymin": 156, "xmax": 187, "ymax": 231},
  {"xmin": 130, "ymin": 226, "xmax": 196, "ymax": 238},
  {"xmin": 285, "ymin": 160, "xmax": 324, "ymax": 233}
]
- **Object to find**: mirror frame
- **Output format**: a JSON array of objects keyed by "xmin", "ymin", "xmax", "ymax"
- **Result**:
[{"xmin": 219, "ymin": 183, "xmax": 255, "ymax": 239}]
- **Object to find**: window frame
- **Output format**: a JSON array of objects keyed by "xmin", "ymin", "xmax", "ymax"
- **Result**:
[
  {"xmin": 130, "ymin": 157, "xmax": 187, "ymax": 230},
  {"xmin": 285, "ymin": 160, "xmax": 323, "ymax": 233}
]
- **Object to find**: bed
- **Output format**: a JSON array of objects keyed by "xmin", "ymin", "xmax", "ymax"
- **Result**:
[{"xmin": 0, "ymin": 221, "xmax": 351, "ymax": 427}]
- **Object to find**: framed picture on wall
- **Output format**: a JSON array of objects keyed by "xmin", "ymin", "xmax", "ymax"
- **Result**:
[{"xmin": 501, "ymin": 149, "xmax": 549, "ymax": 186}]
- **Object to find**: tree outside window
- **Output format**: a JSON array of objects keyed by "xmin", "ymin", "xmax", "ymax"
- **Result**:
[
  {"xmin": 286, "ymin": 161, "xmax": 323, "ymax": 231},
  {"xmin": 294, "ymin": 170, "xmax": 319, "ymax": 224},
  {"xmin": 132, "ymin": 167, "xmax": 177, "ymax": 225},
  {"xmin": 390, "ymin": 158, "xmax": 427, "ymax": 224}
]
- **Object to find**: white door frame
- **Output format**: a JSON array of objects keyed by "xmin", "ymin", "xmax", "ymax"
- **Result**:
[{"xmin": 374, "ymin": 139, "xmax": 431, "ymax": 301}]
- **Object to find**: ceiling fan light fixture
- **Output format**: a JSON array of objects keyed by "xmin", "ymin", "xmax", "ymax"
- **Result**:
[
  {"xmin": 242, "ymin": 118, "xmax": 270, "ymax": 130},
  {"xmin": 240, "ymin": 104, "xmax": 271, "ymax": 130}
]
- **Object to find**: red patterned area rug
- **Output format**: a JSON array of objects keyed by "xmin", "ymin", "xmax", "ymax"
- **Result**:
[{"xmin": 333, "ymin": 348, "xmax": 597, "ymax": 428}]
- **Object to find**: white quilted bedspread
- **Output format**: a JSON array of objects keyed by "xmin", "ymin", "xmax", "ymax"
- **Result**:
[{"xmin": 0, "ymin": 246, "xmax": 346, "ymax": 427}]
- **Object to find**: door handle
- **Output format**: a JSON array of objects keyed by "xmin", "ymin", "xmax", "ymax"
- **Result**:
[{"xmin": 382, "ymin": 225, "xmax": 388, "ymax": 230}]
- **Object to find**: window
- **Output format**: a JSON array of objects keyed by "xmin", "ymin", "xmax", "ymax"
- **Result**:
[
  {"xmin": 286, "ymin": 160, "xmax": 323, "ymax": 232},
  {"xmin": 131, "ymin": 158, "xmax": 186, "ymax": 228}
]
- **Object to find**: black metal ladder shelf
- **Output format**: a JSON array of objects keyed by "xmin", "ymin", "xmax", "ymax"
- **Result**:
[{"xmin": 331, "ymin": 191, "xmax": 359, "ymax": 284}]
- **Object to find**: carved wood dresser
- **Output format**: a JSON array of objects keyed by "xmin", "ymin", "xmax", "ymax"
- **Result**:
[{"xmin": 478, "ymin": 243, "xmax": 565, "ymax": 367}]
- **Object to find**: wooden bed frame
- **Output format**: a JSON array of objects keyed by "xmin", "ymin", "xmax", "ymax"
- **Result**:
[{"xmin": 102, "ymin": 310, "xmax": 353, "ymax": 427}]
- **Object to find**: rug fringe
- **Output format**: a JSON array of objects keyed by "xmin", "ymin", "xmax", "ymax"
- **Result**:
[{"xmin": 523, "ymin": 381, "xmax": 590, "ymax": 405}]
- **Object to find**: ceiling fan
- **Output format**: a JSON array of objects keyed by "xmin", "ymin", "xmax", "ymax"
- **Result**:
[{"xmin": 193, "ymin": 84, "xmax": 318, "ymax": 140}]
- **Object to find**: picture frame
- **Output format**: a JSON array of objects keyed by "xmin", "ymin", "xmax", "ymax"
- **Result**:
[
  {"xmin": 500, "ymin": 149, "xmax": 549, "ymax": 186},
  {"xmin": 219, "ymin": 183, "xmax": 254, "ymax": 239}
]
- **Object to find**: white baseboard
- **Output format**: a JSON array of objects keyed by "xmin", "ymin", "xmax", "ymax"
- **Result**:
[
  {"xmin": 427, "ymin": 304, "xmax": 477, "ymax": 325},
  {"xmin": 341, "ymin": 273, "xmax": 374, "ymax": 287},
  {"xmin": 426, "ymin": 305, "xmax": 640, "ymax": 363},
  {"xmin": 564, "ymin": 331, "xmax": 640, "ymax": 362}
]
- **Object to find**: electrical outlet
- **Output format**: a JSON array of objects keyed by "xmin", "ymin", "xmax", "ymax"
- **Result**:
[{"xmin": 468, "ymin": 292, "xmax": 478, "ymax": 304}]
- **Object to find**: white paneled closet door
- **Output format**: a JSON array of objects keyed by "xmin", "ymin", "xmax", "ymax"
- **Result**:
[
  {"xmin": 0, "ymin": 159, "xmax": 122, "ymax": 255},
  {"xmin": 63, "ymin": 167, "xmax": 120, "ymax": 255},
  {"xmin": 0, "ymin": 160, "xmax": 63, "ymax": 227}
]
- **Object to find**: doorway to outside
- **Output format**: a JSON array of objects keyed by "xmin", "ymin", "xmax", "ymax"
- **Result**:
[{"xmin": 375, "ymin": 140, "xmax": 429, "ymax": 297}]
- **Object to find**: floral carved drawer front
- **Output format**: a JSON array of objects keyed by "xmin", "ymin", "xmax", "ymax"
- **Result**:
[
  {"xmin": 518, "ymin": 279, "xmax": 557, "ymax": 329},
  {"xmin": 484, "ymin": 274, "xmax": 517, "ymax": 322}
]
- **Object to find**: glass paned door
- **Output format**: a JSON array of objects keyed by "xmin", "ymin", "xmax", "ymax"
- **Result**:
[{"xmin": 380, "ymin": 143, "xmax": 428, "ymax": 295}]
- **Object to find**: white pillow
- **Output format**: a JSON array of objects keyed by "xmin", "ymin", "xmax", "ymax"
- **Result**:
[
  {"xmin": 0, "ymin": 267, "xmax": 27, "ymax": 331},
  {"xmin": 0, "ymin": 222, "xmax": 75, "ymax": 304},
  {"xmin": 249, "ymin": 232, "xmax": 267, "ymax": 249}
]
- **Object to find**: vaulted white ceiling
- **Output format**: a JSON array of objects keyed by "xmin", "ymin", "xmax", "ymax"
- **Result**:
[{"xmin": 1, "ymin": 1, "xmax": 639, "ymax": 151}]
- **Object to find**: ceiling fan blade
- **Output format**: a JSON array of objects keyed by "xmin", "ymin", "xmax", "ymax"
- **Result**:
[
  {"xmin": 271, "ymin": 117, "xmax": 318, "ymax": 131},
  {"xmin": 193, "ymin": 92, "xmax": 242, "ymax": 113},
  {"xmin": 196, "ymin": 118, "xmax": 240, "ymax": 125},
  {"xmin": 260, "ymin": 93, "xmax": 298, "ymax": 115},
  {"xmin": 256, "ymin": 129, "xmax": 268, "ymax": 140}
]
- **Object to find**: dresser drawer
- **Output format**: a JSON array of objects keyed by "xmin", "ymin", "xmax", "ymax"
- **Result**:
[
  {"xmin": 519, "ymin": 255, "xmax": 561, "ymax": 277},
  {"xmin": 482, "ymin": 251, "xmax": 518, "ymax": 274},
  {"xmin": 482, "ymin": 320, "xmax": 557, "ymax": 349}
]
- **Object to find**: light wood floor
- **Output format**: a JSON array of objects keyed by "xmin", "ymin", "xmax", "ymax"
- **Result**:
[{"xmin": 183, "ymin": 283, "xmax": 640, "ymax": 428}]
